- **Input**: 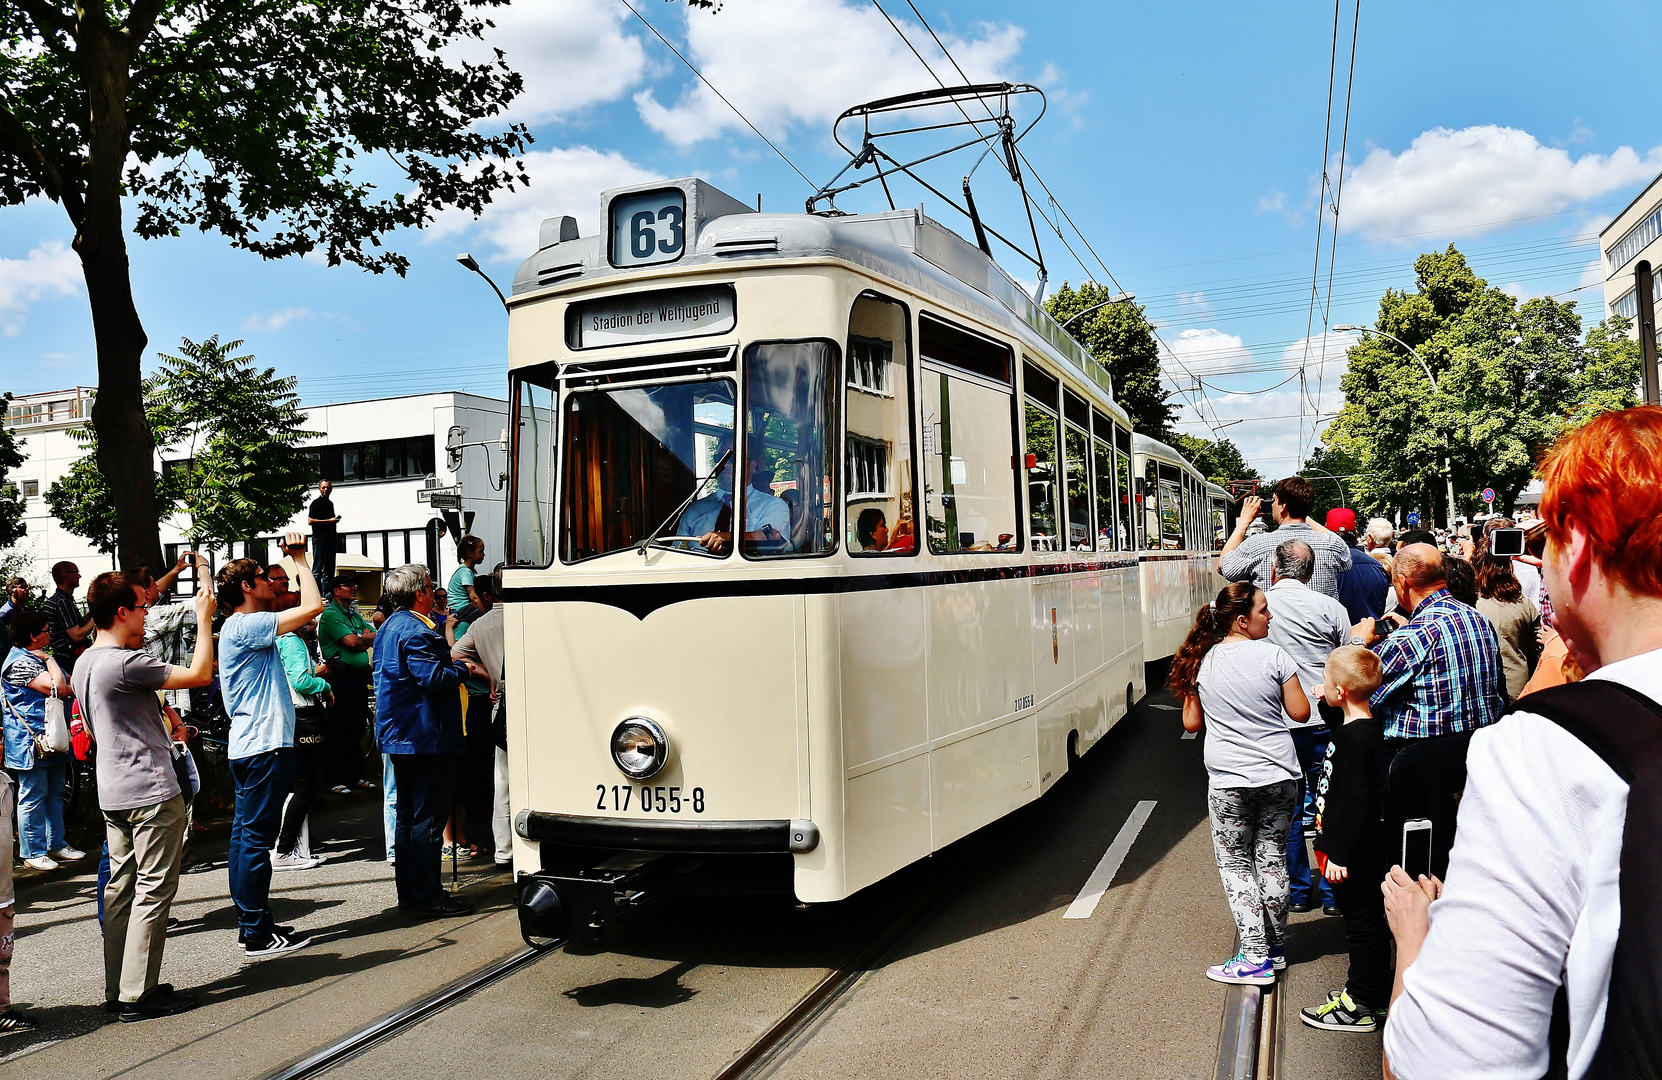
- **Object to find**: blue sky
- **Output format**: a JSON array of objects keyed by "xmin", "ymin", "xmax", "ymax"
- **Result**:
[{"xmin": 5, "ymin": 0, "xmax": 1660, "ymax": 477}]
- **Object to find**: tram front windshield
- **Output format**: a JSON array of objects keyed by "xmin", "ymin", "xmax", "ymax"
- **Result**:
[
  {"xmin": 561, "ymin": 378, "xmax": 737, "ymax": 561},
  {"xmin": 556, "ymin": 341, "xmax": 838, "ymax": 562}
]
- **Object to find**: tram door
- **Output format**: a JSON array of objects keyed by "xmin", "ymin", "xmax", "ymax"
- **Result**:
[{"xmin": 1023, "ymin": 362, "xmax": 1070, "ymax": 707}]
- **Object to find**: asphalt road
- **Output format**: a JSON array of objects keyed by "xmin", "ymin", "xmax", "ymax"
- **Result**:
[{"xmin": 2, "ymin": 692, "xmax": 1383, "ymax": 1080}]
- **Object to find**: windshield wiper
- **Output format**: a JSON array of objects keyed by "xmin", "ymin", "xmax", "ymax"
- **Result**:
[{"xmin": 637, "ymin": 448, "xmax": 733, "ymax": 556}]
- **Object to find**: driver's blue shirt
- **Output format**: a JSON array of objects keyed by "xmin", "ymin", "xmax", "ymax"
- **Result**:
[{"xmin": 677, "ymin": 485, "xmax": 790, "ymax": 540}]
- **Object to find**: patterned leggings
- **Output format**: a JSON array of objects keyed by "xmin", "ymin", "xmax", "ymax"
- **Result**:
[{"xmin": 1208, "ymin": 781, "xmax": 1297, "ymax": 963}]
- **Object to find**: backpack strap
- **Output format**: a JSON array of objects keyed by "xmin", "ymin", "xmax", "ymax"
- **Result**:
[{"xmin": 1508, "ymin": 680, "xmax": 1662, "ymax": 1080}]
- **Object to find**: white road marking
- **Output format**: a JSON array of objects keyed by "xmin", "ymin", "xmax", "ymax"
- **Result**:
[
  {"xmin": 1064, "ymin": 800, "xmax": 1158, "ymax": 920},
  {"xmin": 1181, "ymin": 730, "xmax": 1198, "ymax": 740}
]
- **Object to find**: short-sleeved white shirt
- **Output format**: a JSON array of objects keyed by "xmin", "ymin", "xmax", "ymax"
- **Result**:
[{"xmin": 1383, "ymin": 647, "xmax": 1662, "ymax": 1080}]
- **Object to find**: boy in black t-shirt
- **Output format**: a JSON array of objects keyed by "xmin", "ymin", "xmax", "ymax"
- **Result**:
[{"xmin": 1302, "ymin": 645, "xmax": 1390, "ymax": 1032}]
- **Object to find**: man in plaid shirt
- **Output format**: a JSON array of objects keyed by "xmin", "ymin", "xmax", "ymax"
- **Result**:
[{"xmin": 1365, "ymin": 545, "xmax": 1505, "ymax": 740}]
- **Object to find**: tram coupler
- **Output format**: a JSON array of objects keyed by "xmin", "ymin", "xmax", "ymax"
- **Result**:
[{"xmin": 517, "ymin": 851, "xmax": 686, "ymax": 952}]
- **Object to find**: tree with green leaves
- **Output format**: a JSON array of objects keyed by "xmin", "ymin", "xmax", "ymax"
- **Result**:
[
  {"xmin": 1169, "ymin": 433, "xmax": 1261, "ymax": 489},
  {"xmin": 149, "ymin": 337, "xmax": 317, "ymax": 552},
  {"xmin": 0, "ymin": 395, "xmax": 26, "ymax": 549},
  {"xmin": 1, "ymin": 1, "xmax": 531, "ymax": 573},
  {"xmin": 1323, "ymin": 247, "xmax": 1642, "ymax": 523},
  {"xmin": 1298, "ymin": 442, "xmax": 1362, "ymax": 527},
  {"xmin": 1045, "ymin": 281, "xmax": 1176, "ymax": 438}
]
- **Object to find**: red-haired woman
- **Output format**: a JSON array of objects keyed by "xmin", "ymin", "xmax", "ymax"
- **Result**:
[{"xmin": 1170, "ymin": 580, "xmax": 1312, "ymax": 985}]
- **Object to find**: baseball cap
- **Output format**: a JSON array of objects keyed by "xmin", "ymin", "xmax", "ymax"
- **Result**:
[{"xmin": 1325, "ymin": 507, "xmax": 1357, "ymax": 532}]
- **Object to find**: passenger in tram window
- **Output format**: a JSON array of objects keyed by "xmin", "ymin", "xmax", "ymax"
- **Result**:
[
  {"xmin": 1168, "ymin": 581, "xmax": 1310, "ymax": 987},
  {"xmin": 854, "ymin": 508, "xmax": 914, "ymax": 554}
]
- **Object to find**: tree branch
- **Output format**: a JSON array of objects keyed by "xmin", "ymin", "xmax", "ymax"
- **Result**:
[
  {"xmin": 0, "ymin": 96, "xmax": 85, "ymax": 228},
  {"xmin": 12, "ymin": 0, "xmax": 76, "ymax": 39},
  {"xmin": 122, "ymin": 0, "xmax": 170, "ymax": 54}
]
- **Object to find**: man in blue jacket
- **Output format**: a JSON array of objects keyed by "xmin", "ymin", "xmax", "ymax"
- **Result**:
[{"xmin": 372, "ymin": 564, "xmax": 487, "ymax": 917}]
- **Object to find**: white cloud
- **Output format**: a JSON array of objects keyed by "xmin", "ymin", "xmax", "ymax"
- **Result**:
[
  {"xmin": 456, "ymin": 0, "xmax": 650, "ymax": 127},
  {"xmin": 425, "ymin": 145, "xmax": 662, "ymax": 260},
  {"xmin": 1341, "ymin": 126, "xmax": 1662, "ymax": 239},
  {"xmin": 243, "ymin": 307, "xmax": 314, "ymax": 333},
  {"xmin": 0, "ymin": 241, "xmax": 80, "ymax": 336},
  {"xmin": 1257, "ymin": 191, "xmax": 1287, "ymax": 214},
  {"xmin": 633, "ymin": 0, "xmax": 1024, "ymax": 148},
  {"xmin": 1161, "ymin": 327, "xmax": 1250, "ymax": 377}
]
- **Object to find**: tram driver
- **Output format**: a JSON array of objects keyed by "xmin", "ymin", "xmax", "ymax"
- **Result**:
[{"xmin": 677, "ymin": 443, "xmax": 791, "ymax": 555}]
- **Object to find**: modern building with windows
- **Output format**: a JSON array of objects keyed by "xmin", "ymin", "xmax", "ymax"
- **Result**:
[
  {"xmin": 1602, "ymin": 169, "xmax": 1662, "ymax": 350},
  {"xmin": 4, "ymin": 388, "xmax": 508, "ymax": 596}
]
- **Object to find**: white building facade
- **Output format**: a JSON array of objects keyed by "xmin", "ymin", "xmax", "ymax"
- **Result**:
[
  {"xmin": 4, "ymin": 388, "xmax": 509, "ymax": 598},
  {"xmin": 1602, "ymin": 171, "xmax": 1662, "ymax": 345}
]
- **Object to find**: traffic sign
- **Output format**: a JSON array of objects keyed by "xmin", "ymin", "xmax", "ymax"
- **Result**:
[
  {"xmin": 418, "ymin": 484, "xmax": 463, "ymax": 510},
  {"xmin": 1406, "ymin": 512, "xmax": 1421, "ymax": 526},
  {"xmin": 1482, "ymin": 487, "xmax": 1496, "ymax": 504}
]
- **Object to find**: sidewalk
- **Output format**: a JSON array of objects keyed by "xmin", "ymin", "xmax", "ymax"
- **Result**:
[{"xmin": 2, "ymin": 787, "xmax": 517, "ymax": 1078}]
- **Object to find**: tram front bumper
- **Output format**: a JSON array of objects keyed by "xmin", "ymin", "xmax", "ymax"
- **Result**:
[{"xmin": 515, "ymin": 810, "xmax": 820, "ymax": 854}]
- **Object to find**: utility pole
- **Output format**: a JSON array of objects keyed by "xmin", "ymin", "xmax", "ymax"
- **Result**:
[{"xmin": 1637, "ymin": 260, "xmax": 1659, "ymax": 407}]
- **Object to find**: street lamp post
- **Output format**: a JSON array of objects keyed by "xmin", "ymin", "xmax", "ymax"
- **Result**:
[
  {"xmin": 1334, "ymin": 325, "xmax": 1458, "ymax": 527},
  {"xmin": 1058, "ymin": 291, "xmax": 1136, "ymax": 331}
]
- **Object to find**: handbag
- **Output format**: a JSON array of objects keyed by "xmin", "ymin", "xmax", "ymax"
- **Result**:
[
  {"xmin": 2, "ymin": 671, "xmax": 61, "ymax": 762},
  {"xmin": 42, "ymin": 686, "xmax": 70, "ymax": 754}
]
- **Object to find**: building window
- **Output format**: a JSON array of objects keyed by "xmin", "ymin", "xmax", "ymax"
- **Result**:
[
  {"xmin": 848, "ymin": 436, "xmax": 890, "ymax": 499},
  {"xmin": 1606, "ymin": 205, "xmax": 1662, "ymax": 274},
  {"xmin": 21, "ymin": 479, "xmax": 39, "ymax": 497},
  {"xmin": 313, "ymin": 437, "xmax": 436, "ymax": 484}
]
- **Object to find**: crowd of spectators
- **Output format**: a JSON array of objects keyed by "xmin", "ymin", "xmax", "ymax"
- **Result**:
[
  {"xmin": 1176, "ymin": 404, "xmax": 1662, "ymax": 1066},
  {"xmin": 0, "ymin": 484, "xmax": 509, "ymax": 1030}
]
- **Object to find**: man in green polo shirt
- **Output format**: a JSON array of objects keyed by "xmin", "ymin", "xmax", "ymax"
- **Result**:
[{"xmin": 317, "ymin": 574, "xmax": 375, "ymax": 797}]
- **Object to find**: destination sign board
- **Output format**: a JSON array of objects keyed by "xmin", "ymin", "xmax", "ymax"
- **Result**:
[{"xmin": 571, "ymin": 285, "xmax": 736, "ymax": 349}]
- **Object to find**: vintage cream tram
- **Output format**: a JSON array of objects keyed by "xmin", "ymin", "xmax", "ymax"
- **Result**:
[
  {"xmin": 1131, "ymin": 435, "xmax": 1231, "ymax": 664},
  {"xmin": 500, "ymin": 178, "xmax": 1204, "ymax": 941}
]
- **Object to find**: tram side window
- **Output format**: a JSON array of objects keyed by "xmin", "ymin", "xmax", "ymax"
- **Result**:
[
  {"xmin": 921, "ymin": 317, "xmax": 1018, "ymax": 554},
  {"xmin": 846, "ymin": 296, "xmax": 916, "ymax": 555},
  {"xmin": 1118, "ymin": 427, "xmax": 1136, "ymax": 549},
  {"xmin": 1093, "ymin": 437, "xmax": 1117, "ymax": 551},
  {"xmin": 744, "ymin": 340, "xmax": 838, "ymax": 558},
  {"xmin": 511, "ymin": 366, "xmax": 557, "ymax": 566},
  {"xmin": 1064, "ymin": 423, "xmax": 1093, "ymax": 551},
  {"xmin": 1023, "ymin": 362, "xmax": 1061, "ymax": 553},
  {"xmin": 1211, "ymin": 496, "xmax": 1228, "ymax": 552},
  {"xmin": 1160, "ymin": 479, "xmax": 1184, "ymax": 550},
  {"xmin": 1143, "ymin": 460, "xmax": 1161, "ymax": 550}
]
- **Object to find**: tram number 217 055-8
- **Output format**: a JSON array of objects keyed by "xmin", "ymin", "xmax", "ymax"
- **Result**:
[{"xmin": 596, "ymin": 784, "xmax": 707, "ymax": 814}]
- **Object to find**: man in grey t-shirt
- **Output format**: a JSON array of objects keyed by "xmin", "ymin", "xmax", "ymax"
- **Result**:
[
  {"xmin": 1264, "ymin": 539, "xmax": 1354, "ymax": 915},
  {"xmin": 71, "ymin": 570, "xmax": 214, "ymax": 1022},
  {"xmin": 1219, "ymin": 476, "xmax": 1351, "ymax": 599}
]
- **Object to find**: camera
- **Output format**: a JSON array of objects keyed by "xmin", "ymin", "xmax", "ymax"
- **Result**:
[{"xmin": 1489, "ymin": 527, "xmax": 1525, "ymax": 558}]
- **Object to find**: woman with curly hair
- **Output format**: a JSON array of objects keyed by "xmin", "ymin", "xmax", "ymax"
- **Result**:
[{"xmin": 1169, "ymin": 580, "xmax": 1311, "ymax": 985}]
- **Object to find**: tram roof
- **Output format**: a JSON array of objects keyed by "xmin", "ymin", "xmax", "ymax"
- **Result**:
[
  {"xmin": 511, "ymin": 177, "xmax": 1123, "ymax": 414},
  {"xmin": 1132, "ymin": 433, "xmax": 1207, "ymax": 479}
]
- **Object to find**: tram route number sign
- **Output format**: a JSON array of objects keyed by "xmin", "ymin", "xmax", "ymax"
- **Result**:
[
  {"xmin": 418, "ymin": 484, "xmax": 463, "ymax": 510},
  {"xmin": 610, "ymin": 188, "xmax": 686, "ymax": 269}
]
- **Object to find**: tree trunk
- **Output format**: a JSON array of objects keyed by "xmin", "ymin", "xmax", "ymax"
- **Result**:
[{"xmin": 77, "ymin": 23, "xmax": 164, "ymax": 575}]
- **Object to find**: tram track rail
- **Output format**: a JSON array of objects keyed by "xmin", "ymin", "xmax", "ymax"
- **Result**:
[
  {"xmin": 1214, "ymin": 976, "xmax": 1283, "ymax": 1080},
  {"xmin": 256, "ymin": 941, "xmax": 560, "ymax": 1080}
]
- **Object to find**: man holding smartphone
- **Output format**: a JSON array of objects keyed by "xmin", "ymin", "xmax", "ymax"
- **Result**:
[
  {"xmin": 215, "ymin": 533, "xmax": 325, "ymax": 958},
  {"xmin": 1382, "ymin": 406, "xmax": 1662, "ymax": 1080}
]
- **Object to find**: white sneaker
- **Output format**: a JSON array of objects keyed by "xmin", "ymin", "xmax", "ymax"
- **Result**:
[
  {"xmin": 244, "ymin": 930, "xmax": 312, "ymax": 958},
  {"xmin": 22, "ymin": 855, "xmax": 58, "ymax": 871},
  {"xmin": 50, "ymin": 846, "xmax": 87, "ymax": 862},
  {"xmin": 271, "ymin": 851, "xmax": 324, "ymax": 872},
  {"xmin": 329, "ymin": 785, "xmax": 352, "ymax": 796}
]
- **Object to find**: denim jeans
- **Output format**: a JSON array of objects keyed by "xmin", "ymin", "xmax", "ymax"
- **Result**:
[
  {"xmin": 228, "ymin": 748, "xmax": 296, "ymax": 942},
  {"xmin": 17, "ymin": 758, "xmax": 70, "ymax": 858},
  {"xmin": 1288, "ymin": 726, "xmax": 1336, "ymax": 908},
  {"xmin": 382, "ymin": 754, "xmax": 398, "ymax": 861},
  {"xmin": 390, "ymin": 753, "xmax": 457, "ymax": 909}
]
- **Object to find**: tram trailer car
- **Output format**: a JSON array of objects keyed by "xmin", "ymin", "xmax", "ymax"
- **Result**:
[
  {"xmin": 500, "ymin": 178, "xmax": 1209, "ymax": 944},
  {"xmin": 1131, "ymin": 436, "xmax": 1230, "ymax": 674}
]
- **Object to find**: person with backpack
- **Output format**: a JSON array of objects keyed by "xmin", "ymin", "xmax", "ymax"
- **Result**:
[
  {"xmin": 1383, "ymin": 406, "xmax": 1662, "ymax": 1079},
  {"xmin": 1169, "ymin": 580, "xmax": 1312, "ymax": 985}
]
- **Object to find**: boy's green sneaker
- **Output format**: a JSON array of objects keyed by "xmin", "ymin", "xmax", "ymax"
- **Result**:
[{"xmin": 1300, "ymin": 990, "xmax": 1378, "ymax": 1032}]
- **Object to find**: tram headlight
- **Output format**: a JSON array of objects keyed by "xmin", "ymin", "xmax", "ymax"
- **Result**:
[{"xmin": 610, "ymin": 717, "xmax": 669, "ymax": 780}]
